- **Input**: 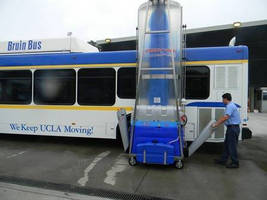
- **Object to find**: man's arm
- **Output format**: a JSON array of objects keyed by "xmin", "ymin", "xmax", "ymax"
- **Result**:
[{"xmin": 212, "ymin": 115, "xmax": 230, "ymax": 128}]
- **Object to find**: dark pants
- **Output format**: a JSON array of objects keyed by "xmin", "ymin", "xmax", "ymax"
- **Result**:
[{"xmin": 221, "ymin": 126, "xmax": 240, "ymax": 164}]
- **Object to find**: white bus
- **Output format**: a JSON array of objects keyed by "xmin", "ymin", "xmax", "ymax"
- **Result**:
[{"xmin": 0, "ymin": 39, "xmax": 250, "ymax": 142}]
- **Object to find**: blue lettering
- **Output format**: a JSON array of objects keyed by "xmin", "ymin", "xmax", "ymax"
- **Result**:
[
  {"xmin": 40, "ymin": 125, "xmax": 46, "ymax": 132},
  {"xmin": 10, "ymin": 123, "xmax": 20, "ymax": 131},
  {"xmin": 21, "ymin": 124, "xmax": 38, "ymax": 133},
  {"xmin": 15, "ymin": 43, "xmax": 19, "ymax": 50},
  {"xmin": 22, "ymin": 42, "xmax": 26, "ymax": 50},
  {"xmin": 40, "ymin": 124, "xmax": 61, "ymax": 133},
  {"xmin": 7, "ymin": 40, "xmax": 41, "ymax": 51},
  {"xmin": 7, "ymin": 41, "xmax": 13, "ymax": 51},
  {"xmin": 21, "ymin": 124, "xmax": 27, "ymax": 131},
  {"xmin": 28, "ymin": 40, "xmax": 33, "ymax": 50},
  {"xmin": 10, "ymin": 123, "xmax": 94, "ymax": 135},
  {"xmin": 64, "ymin": 125, "xmax": 93, "ymax": 136},
  {"xmin": 37, "ymin": 41, "xmax": 42, "ymax": 49},
  {"xmin": 33, "ymin": 41, "xmax": 37, "ymax": 50}
]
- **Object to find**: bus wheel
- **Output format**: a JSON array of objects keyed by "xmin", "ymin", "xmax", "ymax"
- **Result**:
[
  {"xmin": 174, "ymin": 160, "xmax": 184, "ymax": 169},
  {"xmin": 129, "ymin": 157, "xmax": 137, "ymax": 166}
]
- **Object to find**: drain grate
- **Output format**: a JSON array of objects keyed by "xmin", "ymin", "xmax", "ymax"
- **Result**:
[{"xmin": 0, "ymin": 175, "xmax": 172, "ymax": 200}]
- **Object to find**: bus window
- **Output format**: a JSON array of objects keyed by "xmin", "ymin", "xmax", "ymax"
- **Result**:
[
  {"xmin": 117, "ymin": 67, "xmax": 136, "ymax": 99},
  {"xmin": 0, "ymin": 70, "xmax": 32, "ymax": 104},
  {"xmin": 78, "ymin": 68, "xmax": 116, "ymax": 106},
  {"xmin": 185, "ymin": 66, "xmax": 210, "ymax": 99},
  {"xmin": 34, "ymin": 69, "xmax": 76, "ymax": 105}
]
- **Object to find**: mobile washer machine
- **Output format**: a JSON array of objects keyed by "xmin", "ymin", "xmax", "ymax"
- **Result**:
[{"xmin": 117, "ymin": 0, "xmax": 216, "ymax": 169}]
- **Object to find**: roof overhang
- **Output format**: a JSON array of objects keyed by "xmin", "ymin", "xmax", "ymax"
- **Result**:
[{"xmin": 94, "ymin": 19, "xmax": 267, "ymax": 49}]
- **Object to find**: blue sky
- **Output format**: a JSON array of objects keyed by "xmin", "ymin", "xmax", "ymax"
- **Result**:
[{"xmin": 0, "ymin": 0, "xmax": 266, "ymax": 41}]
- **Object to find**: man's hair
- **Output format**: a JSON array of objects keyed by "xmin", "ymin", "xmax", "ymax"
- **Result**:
[{"xmin": 222, "ymin": 93, "xmax": 232, "ymax": 101}]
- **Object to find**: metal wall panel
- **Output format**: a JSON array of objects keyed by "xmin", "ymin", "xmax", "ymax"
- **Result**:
[
  {"xmin": 215, "ymin": 109, "xmax": 225, "ymax": 138},
  {"xmin": 198, "ymin": 108, "xmax": 212, "ymax": 137}
]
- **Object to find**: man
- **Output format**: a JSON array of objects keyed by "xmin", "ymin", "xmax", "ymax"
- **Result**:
[{"xmin": 212, "ymin": 93, "xmax": 241, "ymax": 168}]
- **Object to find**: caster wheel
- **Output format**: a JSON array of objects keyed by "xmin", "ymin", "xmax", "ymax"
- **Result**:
[
  {"xmin": 129, "ymin": 157, "xmax": 137, "ymax": 166},
  {"xmin": 174, "ymin": 160, "xmax": 184, "ymax": 169}
]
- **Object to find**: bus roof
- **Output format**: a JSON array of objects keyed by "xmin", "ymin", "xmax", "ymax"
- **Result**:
[{"xmin": 0, "ymin": 46, "xmax": 248, "ymax": 67}]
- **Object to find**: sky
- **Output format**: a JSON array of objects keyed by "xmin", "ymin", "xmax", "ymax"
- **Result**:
[{"xmin": 0, "ymin": 0, "xmax": 266, "ymax": 42}]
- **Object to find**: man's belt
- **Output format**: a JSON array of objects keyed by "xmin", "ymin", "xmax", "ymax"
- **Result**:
[{"xmin": 227, "ymin": 124, "xmax": 240, "ymax": 128}]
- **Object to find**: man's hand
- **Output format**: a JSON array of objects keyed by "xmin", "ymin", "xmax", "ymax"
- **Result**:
[
  {"xmin": 212, "ymin": 115, "xmax": 229, "ymax": 129},
  {"xmin": 211, "ymin": 123, "xmax": 217, "ymax": 128}
]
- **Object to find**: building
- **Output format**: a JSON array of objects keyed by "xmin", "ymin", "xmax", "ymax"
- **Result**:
[{"xmin": 91, "ymin": 20, "xmax": 267, "ymax": 111}]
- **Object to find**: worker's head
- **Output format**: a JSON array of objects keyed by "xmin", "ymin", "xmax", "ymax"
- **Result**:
[{"xmin": 222, "ymin": 93, "xmax": 232, "ymax": 104}]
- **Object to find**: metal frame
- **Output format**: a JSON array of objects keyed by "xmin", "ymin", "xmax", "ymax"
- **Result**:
[{"xmin": 130, "ymin": 0, "xmax": 184, "ymax": 161}]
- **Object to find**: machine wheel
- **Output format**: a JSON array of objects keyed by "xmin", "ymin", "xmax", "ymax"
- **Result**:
[
  {"xmin": 174, "ymin": 160, "xmax": 184, "ymax": 169},
  {"xmin": 129, "ymin": 157, "xmax": 137, "ymax": 166}
]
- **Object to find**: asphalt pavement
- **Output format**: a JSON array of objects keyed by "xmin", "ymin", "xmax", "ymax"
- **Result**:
[{"xmin": 0, "ymin": 112, "xmax": 266, "ymax": 200}]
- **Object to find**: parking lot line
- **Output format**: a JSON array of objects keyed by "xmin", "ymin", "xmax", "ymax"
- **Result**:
[
  {"xmin": 7, "ymin": 151, "xmax": 26, "ymax": 159},
  {"xmin": 77, "ymin": 151, "xmax": 111, "ymax": 186},
  {"xmin": 104, "ymin": 153, "xmax": 128, "ymax": 185}
]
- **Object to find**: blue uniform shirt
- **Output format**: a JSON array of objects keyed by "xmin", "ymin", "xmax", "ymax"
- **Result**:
[{"xmin": 224, "ymin": 102, "xmax": 241, "ymax": 125}]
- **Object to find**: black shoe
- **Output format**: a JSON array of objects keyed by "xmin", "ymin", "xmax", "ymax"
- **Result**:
[
  {"xmin": 226, "ymin": 163, "xmax": 239, "ymax": 168},
  {"xmin": 214, "ymin": 159, "xmax": 227, "ymax": 165}
]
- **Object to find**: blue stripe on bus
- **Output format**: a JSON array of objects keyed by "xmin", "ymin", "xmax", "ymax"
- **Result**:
[
  {"xmin": 186, "ymin": 102, "xmax": 241, "ymax": 108},
  {"xmin": 0, "ymin": 51, "xmax": 137, "ymax": 66},
  {"xmin": 0, "ymin": 46, "xmax": 248, "ymax": 67},
  {"xmin": 185, "ymin": 46, "xmax": 248, "ymax": 61}
]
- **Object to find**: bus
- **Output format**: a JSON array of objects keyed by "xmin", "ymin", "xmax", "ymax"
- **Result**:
[{"xmin": 0, "ymin": 39, "xmax": 250, "ymax": 143}]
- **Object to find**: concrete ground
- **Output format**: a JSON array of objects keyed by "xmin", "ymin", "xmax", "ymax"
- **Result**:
[
  {"xmin": 0, "ymin": 182, "xmax": 112, "ymax": 200},
  {"xmin": 0, "ymin": 112, "xmax": 266, "ymax": 200}
]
